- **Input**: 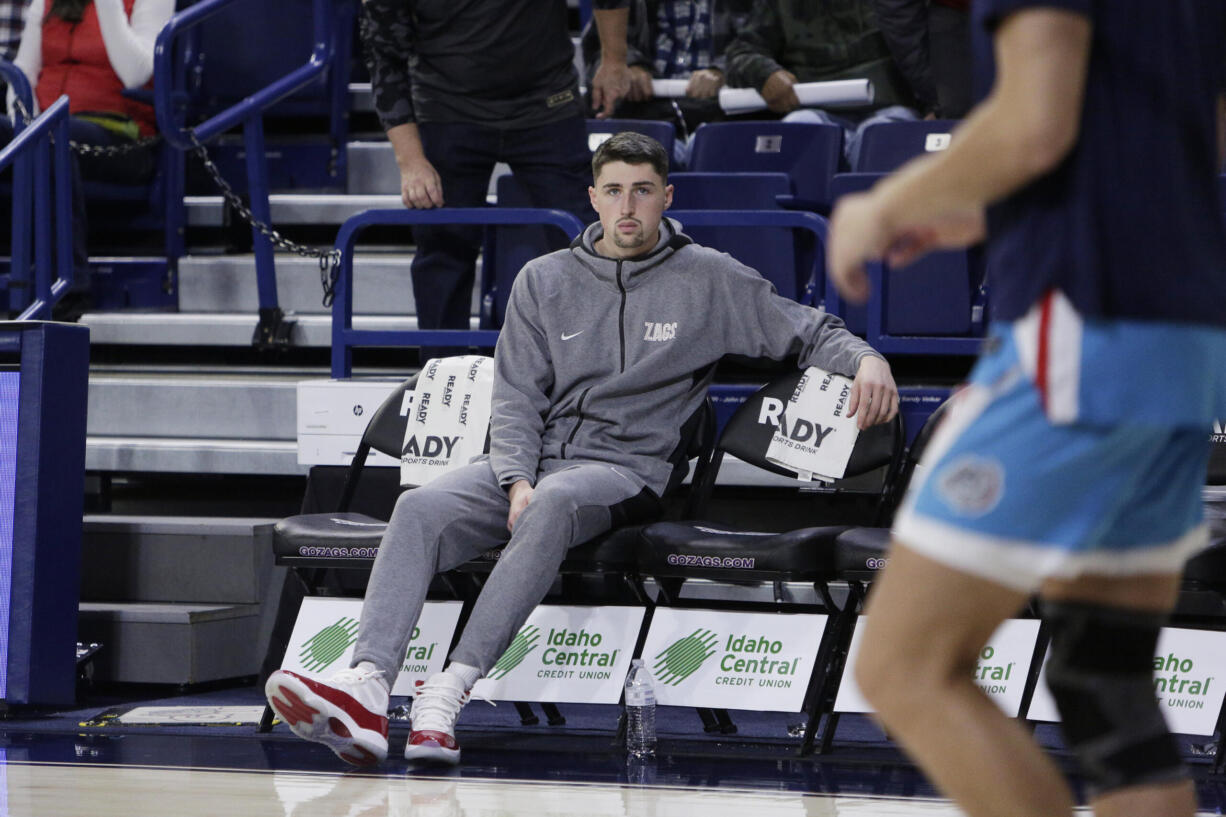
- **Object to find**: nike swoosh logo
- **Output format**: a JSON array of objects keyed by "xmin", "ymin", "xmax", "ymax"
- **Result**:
[{"xmin": 561, "ymin": 331, "xmax": 584, "ymax": 341}]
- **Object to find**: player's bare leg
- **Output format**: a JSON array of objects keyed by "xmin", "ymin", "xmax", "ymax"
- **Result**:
[{"xmin": 855, "ymin": 542, "xmax": 1073, "ymax": 817}]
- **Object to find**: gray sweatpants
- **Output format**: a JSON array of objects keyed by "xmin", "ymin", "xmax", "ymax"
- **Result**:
[{"xmin": 351, "ymin": 458, "xmax": 656, "ymax": 682}]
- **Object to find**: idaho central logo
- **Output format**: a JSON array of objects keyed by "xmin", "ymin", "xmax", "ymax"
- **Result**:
[
  {"xmin": 299, "ymin": 617, "xmax": 360, "ymax": 673},
  {"xmin": 487, "ymin": 625, "xmax": 541, "ymax": 680},
  {"xmin": 653, "ymin": 628, "xmax": 719, "ymax": 686}
]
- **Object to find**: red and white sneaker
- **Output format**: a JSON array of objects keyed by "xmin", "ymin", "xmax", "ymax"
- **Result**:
[
  {"xmin": 265, "ymin": 667, "xmax": 389, "ymax": 766},
  {"xmin": 404, "ymin": 672, "xmax": 471, "ymax": 764}
]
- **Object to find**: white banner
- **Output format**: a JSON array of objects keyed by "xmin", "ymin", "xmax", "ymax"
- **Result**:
[
  {"xmin": 400, "ymin": 356, "xmax": 494, "ymax": 488},
  {"xmin": 650, "ymin": 78, "xmax": 874, "ymax": 113},
  {"xmin": 472, "ymin": 606, "xmax": 646, "ymax": 704},
  {"xmin": 1027, "ymin": 626, "xmax": 1226, "ymax": 735},
  {"xmin": 639, "ymin": 609, "xmax": 827, "ymax": 711},
  {"xmin": 764, "ymin": 366, "xmax": 860, "ymax": 482},
  {"xmin": 835, "ymin": 618, "xmax": 1041, "ymax": 717},
  {"xmin": 281, "ymin": 598, "xmax": 462, "ymax": 694}
]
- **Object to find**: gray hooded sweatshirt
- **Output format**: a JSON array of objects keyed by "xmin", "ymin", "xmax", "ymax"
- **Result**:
[{"xmin": 489, "ymin": 218, "xmax": 884, "ymax": 497}]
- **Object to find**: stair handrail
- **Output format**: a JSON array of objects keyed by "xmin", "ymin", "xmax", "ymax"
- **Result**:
[
  {"xmin": 152, "ymin": 0, "xmax": 335, "ymax": 149},
  {"xmin": 0, "ymin": 87, "xmax": 74, "ymax": 321},
  {"xmin": 330, "ymin": 208, "xmax": 588, "ymax": 378},
  {"xmin": 152, "ymin": 0, "xmax": 343, "ymax": 347}
]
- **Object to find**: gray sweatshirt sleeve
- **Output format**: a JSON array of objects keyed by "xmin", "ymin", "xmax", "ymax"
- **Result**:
[
  {"xmin": 489, "ymin": 268, "xmax": 554, "ymax": 489},
  {"xmin": 719, "ymin": 261, "xmax": 884, "ymax": 377}
]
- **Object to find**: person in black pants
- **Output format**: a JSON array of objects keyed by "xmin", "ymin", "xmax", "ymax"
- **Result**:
[{"xmin": 361, "ymin": 0, "xmax": 624, "ymax": 359}]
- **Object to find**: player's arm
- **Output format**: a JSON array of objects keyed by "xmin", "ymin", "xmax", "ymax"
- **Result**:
[{"xmin": 828, "ymin": 8, "xmax": 1092, "ymax": 301}]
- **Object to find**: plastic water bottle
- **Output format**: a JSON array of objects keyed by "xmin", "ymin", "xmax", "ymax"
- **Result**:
[{"xmin": 624, "ymin": 658, "xmax": 657, "ymax": 757}]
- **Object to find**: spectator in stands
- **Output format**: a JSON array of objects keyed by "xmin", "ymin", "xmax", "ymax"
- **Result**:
[
  {"xmin": 0, "ymin": 0, "xmax": 26, "ymax": 61},
  {"xmin": 874, "ymin": 0, "xmax": 973, "ymax": 119},
  {"xmin": 580, "ymin": 0, "xmax": 754, "ymax": 140},
  {"xmin": 266, "ymin": 131, "xmax": 899, "ymax": 768},
  {"xmin": 361, "ymin": 0, "xmax": 629, "ymax": 359},
  {"xmin": 724, "ymin": 0, "xmax": 922, "ymax": 166},
  {"xmin": 2, "ymin": 0, "xmax": 172, "ymax": 319},
  {"xmin": 828, "ymin": 3, "xmax": 1225, "ymax": 817}
]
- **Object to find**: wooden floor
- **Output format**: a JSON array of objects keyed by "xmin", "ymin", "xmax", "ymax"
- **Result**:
[{"xmin": 3, "ymin": 761, "xmax": 1222, "ymax": 817}]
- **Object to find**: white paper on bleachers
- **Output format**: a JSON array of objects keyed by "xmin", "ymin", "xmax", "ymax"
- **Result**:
[
  {"xmin": 651, "ymin": 79, "xmax": 874, "ymax": 115},
  {"xmin": 764, "ymin": 367, "xmax": 860, "ymax": 482},
  {"xmin": 471, "ymin": 605, "xmax": 645, "ymax": 704},
  {"xmin": 834, "ymin": 618, "xmax": 1040, "ymax": 716},
  {"xmin": 280, "ymin": 598, "xmax": 462, "ymax": 694},
  {"xmin": 639, "ymin": 608, "xmax": 827, "ymax": 711},
  {"xmin": 400, "ymin": 355, "xmax": 494, "ymax": 488},
  {"xmin": 1027, "ymin": 626, "xmax": 1226, "ymax": 735}
]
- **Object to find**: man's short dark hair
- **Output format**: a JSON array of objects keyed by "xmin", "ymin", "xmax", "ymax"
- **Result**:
[{"xmin": 591, "ymin": 132, "xmax": 669, "ymax": 183}]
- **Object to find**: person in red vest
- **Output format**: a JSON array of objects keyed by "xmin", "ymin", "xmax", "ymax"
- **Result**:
[{"xmin": 3, "ymin": 0, "xmax": 173, "ymax": 319}]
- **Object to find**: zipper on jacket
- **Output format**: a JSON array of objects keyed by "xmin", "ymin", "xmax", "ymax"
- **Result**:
[
  {"xmin": 616, "ymin": 259, "xmax": 628, "ymax": 372},
  {"xmin": 560, "ymin": 387, "xmax": 591, "ymax": 459}
]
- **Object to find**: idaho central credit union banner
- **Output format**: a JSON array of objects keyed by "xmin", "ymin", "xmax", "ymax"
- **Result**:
[
  {"xmin": 639, "ymin": 608, "xmax": 828, "ymax": 711},
  {"xmin": 400, "ymin": 355, "xmax": 494, "ymax": 488},
  {"xmin": 280, "ymin": 598, "xmax": 462, "ymax": 694},
  {"xmin": 472, "ymin": 606, "xmax": 646, "ymax": 704}
]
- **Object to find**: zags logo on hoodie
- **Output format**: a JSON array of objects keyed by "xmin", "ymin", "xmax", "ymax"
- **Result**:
[{"xmin": 643, "ymin": 322, "xmax": 678, "ymax": 342}]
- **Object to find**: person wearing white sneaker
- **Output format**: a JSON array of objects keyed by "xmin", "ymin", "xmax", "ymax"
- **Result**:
[
  {"xmin": 268, "ymin": 132, "xmax": 893, "ymax": 768},
  {"xmin": 403, "ymin": 670, "xmax": 473, "ymax": 764},
  {"xmin": 264, "ymin": 663, "xmax": 391, "ymax": 766}
]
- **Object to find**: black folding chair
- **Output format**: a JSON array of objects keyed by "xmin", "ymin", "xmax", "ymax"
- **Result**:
[{"xmin": 636, "ymin": 368, "xmax": 907, "ymax": 750}]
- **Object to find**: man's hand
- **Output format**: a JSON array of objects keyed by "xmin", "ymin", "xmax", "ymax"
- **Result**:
[
  {"xmin": 399, "ymin": 155, "xmax": 445, "ymax": 209},
  {"xmin": 828, "ymin": 189, "xmax": 984, "ymax": 304},
  {"xmin": 847, "ymin": 356, "xmax": 899, "ymax": 431},
  {"xmin": 686, "ymin": 68, "xmax": 724, "ymax": 99},
  {"xmin": 761, "ymin": 69, "xmax": 800, "ymax": 113},
  {"xmin": 627, "ymin": 65, "xmax": 655, "ymax": 102},
  {"xmin": 507, "ymin": 479, "xmax": 535, "ymax": 532},
  {"xmin": 592, "ymin": 59, "xmax": 634, "ymax": 118}
]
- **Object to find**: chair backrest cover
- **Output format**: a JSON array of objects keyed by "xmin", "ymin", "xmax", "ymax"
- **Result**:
[
  {"xmin": 688, "ymin": 121, "xmax": 843, "ymax": 208},
  {"xmin": 855, "ymin": 119, "xmax": 960, "ymax": 173},
  {"xmin": 718, "ymin": 369, "xmax": 903, "ymax": 482}
]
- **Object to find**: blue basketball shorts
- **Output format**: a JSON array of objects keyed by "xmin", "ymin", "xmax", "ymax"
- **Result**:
[{"xmin": 893, "ymin": 291, "xmax": 1226, "ymax": 592}]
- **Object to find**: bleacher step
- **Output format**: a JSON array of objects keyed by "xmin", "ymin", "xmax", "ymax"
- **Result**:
[
  {"xmin": 178, "ymin": 254, "xmax": 418, "ymax": 314},
  {"xmin": 346, "ymin": 141, "xmax": 510, "ymax": 198},
  {"xmin": 81, "ymin": 516, "xmax": 275, "ymax": 604},
  {"xmin": 77, "ymin": 601, "xmax": 264, "ymax": 685},
  {"xmin": 186, "ymin": 194, "xmax": 402, "ymax": 227},
  {"xmin": 80, "ymin": 312, "xmax": 479, "ymax": 347},
  {"xmin": 86, "ymin": 436, "xmax": 302, "ymax": 475}
]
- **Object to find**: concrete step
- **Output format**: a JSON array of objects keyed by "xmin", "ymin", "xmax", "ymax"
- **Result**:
[
  {"xmin": 178, "ymin": 253, "xmax": 418, "ymax": 315},
  {"xmin": 77, "ymin": 601, "xmax": 264, "ymax": 685},
  {"xmin": 86, "ymin": 436, "xmax": 303, "ymax": 475},
  {"xmin": 186, "ymin": 193, "xmax": 403, "ymax": 227},
  {"xmin": 80, "ymin": 311, "xmax": 480, "ymax": 347},
  {"xmin": 88, "ymin": 371, "xmax": 299, "ymax": 440},
  {"xmin": 346, "ymin": 141, "xmax": 510, "ymax": 198},
  {"xmin": 81, "ymin": 516, "xmax": 275, "ymax": 604}
]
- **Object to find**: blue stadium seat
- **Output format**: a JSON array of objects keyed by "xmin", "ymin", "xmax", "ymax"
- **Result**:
[
  {"xmin": 828, "ymin": 172, "xmax": 973, "ymax": 339},
  {"xmin": 586, "ymin": 119, "xmax": 676, "ymax": 167},
  {"xmin": 668, "ymin": 172, "xmax": 804, "ymax": 301},
  {"xmin": 854, "ymin": 119, "xmax": 960, "ymax": 173},
  {"xmin": 687, "ymin": 121, "xmax": 843, "ymax": 212}
]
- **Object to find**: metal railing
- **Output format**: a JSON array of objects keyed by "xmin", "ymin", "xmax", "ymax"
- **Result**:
[
  {"xmin": 153, "ymin": 0, "xmax": 345, "ymax": 346},
  {"xmin": 330, "ymin": 208, "xmax": 588, "ymax": 378},
  {"xmin": 328, "ymin": 208, "xmax": 833, "ymax": 378},
  {"xmin": 0, "ymin": 61, "xmax": 73, "ymax": 321}
]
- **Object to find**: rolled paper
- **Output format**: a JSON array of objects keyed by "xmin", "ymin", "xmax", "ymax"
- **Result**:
[{"xmin": 651, "ymin": 78, "xmax": 874, "ymax": 114}]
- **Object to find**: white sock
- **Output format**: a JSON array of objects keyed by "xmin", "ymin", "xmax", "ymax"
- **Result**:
[
  {"xmin": 354, "ymin": 661, "xmax": 390, "ymax": 692},
  {"xmin": 445, "ymin": 662, "xmax": 481, "ymax": 689}
]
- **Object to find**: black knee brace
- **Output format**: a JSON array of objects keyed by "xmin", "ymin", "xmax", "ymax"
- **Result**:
[{"xmin": 1043, "ymin": 601, "xmax": 1187, "ymax": 797}]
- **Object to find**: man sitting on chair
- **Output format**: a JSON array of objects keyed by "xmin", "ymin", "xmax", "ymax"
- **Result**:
[{"xmin": 265, "ymin": 131, "xmax": 899, "ymax": 766}]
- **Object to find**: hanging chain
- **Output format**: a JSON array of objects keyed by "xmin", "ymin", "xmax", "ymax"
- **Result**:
[
  {"xmin": 187, "ymin": 130, "xmax": 343, "ymax": 306},
  {"xmin": 11, "ymin": 95, "xmax": 161, "ymax": 157},
  {"xmin": 10, "ymin": 95, "xmax": 344, "ymax": 305}
]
